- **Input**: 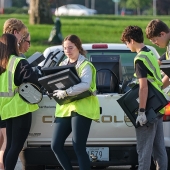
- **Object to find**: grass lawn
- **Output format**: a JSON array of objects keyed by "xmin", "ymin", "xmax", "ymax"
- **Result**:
[{"xmin": 0, "ymin": 14, "xmax": 170, "ymax": 57}]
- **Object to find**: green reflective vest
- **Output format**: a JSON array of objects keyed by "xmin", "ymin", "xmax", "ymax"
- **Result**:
[
  {"xmin": 134, "ymin": 51, "xmax": 165, "ymax": 114},
  {"xmin": 55, "ymin": 60, "xmax": 100, "ymax": 120},
  {"xmin": 0, "ymin": 55, "xmax": 39, "ymax": 120},
  {"xmin": 166, "ymin": 41, "xmax": 170, "ymax": 60}
]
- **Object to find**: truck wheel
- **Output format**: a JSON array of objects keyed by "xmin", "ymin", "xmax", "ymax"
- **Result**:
[
  {"xmin": 23, "ymin": 165, "xmax": 45, "ymax": 170},
  {"xmin": 130, "ymin": 165, "xmax": 138, "ymax": 170},
  {"xmin": 150, "ymin": 164, "xmax": 156, "ymax": 170},
  {"xmin": 91, "ymin": 166, "xmax": 108, "ymax": 169}
]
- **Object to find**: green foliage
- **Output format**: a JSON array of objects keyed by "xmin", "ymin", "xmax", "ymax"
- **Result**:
[
  {"xmin": 0, "ymin": 14, "xmax": 169, "ymax": 58},
  {"xmin": 4, "ymin": 7, "xmax": 28, "ymax": 14},
  {"xmin": 12, "ymin": 0, "xmax": 27, "ymax": 7}
]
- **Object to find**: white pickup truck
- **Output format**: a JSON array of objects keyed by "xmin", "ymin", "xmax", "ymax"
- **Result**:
[{"xmin": 19, "ymin": 43, "xmax": 170, "ymax": 170}]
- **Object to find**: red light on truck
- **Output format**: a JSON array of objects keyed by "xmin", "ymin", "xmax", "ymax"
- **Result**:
[
  {"xmin": 163, "ymin": 102, "xmax": 170, "ymax": 121},
  {"xmin": 92, "ymin": 44, "xmax": 108, "ymax": 49}
]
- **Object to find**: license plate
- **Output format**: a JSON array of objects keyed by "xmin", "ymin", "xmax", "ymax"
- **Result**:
[{"xmin": 86, "ymin": 147, "xmax": 109, "ymax": 161}]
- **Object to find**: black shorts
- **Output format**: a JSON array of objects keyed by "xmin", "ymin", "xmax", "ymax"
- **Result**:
[{"xmin": 0, "ymin": 118, "xmax": 6, "ymax": 128}]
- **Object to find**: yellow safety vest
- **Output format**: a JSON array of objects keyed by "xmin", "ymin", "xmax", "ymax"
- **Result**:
[
  {"xmin": 55, "ymin": 60, "xmax": 100, "ymax": 120},
  {"xmin": 166, "ymin": 41, "xmax": 170, "ymax": 60},
  {"xmin": 0, "ymin": 55, "xmax": 39, "ymax": 120},
  {"xmin": 134, "ymin": 51, "xmax": 165, "ymax": 114}
]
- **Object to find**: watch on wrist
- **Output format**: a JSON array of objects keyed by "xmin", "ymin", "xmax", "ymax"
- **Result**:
[{"xmin": 139, "ymin": 108, "xmax": 145, "ymax": 112}]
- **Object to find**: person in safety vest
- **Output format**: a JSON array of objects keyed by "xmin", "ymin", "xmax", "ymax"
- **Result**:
[
  {"xmin": 51, "ymin": 34, "xmax": 100, "ymax": 170},
  {"xmin": 0, "ymin": 34, "xmax": 40, "ymax": 170},
  {"xmin": 146, "ymin": 19, "xmax": 170, "ymax": 89},
  {"xmin": 0, "ymin": 18, "xmax": 29, "ymax": 170},
  {"xmin": 121, "ymin": 26, "xmax": 167, "ymax": 170}
]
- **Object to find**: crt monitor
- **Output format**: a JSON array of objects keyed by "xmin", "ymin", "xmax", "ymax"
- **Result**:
[{"xmin": 90, "ymin": 55, "xmax": 122, "ymax": 93}]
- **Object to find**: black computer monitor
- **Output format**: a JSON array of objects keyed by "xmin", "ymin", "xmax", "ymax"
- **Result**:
[
  {"xmin": 38, "ymin": 67, "xmax": 80, "ymax": 93},
  {"xmin": 41, "ymin": 65, "xmax": 79, "ymax": 77},
  {"xmin": 160, "ymin": 60, "xmax": 170, "ymax": 78},
  {"xmin": 38, "ymin": 67, "xmax": 92, "ymax": 105},
  {"xmin": 117, "ymin": 82, "xmax": 168, "ymax": 127},
  {"xmin": 90, "ymin": 55, "xmax": 122, "ymax": 93}
]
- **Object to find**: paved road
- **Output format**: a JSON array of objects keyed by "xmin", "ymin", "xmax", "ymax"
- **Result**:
[{"xmin": 15, "ymin": 159, "xmax": 133, "ymax": 170}]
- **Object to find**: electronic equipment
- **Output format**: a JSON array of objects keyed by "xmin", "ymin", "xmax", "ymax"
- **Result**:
[
  {"xmin": 41, "ymin": 65, "xmax": 79, "ymax": 77},
  {"xmin": 27, "ymin": 52, "xmax": 45, "ymax": 67},
  {"xmin": 42, "ymin": 49, "xmax": 65, "ymax": 68},
  {"xmin": 19, "ymin": 83, "xmax": 43, "ymax": 104},
  {"xmin": 117, "ymin": 82, "xmax": 168, "ymax": 128},
  {"xmin": 38, "ymin": 68, "xmax": 80, "ymax": 93},
  {"xmin": 160, "ymin": 60, "xmax": 170, "ymax": 78},
  {"xmin": 90, "ymin": 55, "xmax": 122, "ymax": 93},
  {"xmin": 38, "ymin": 66, "xmax": 92, "ymax": 105}
]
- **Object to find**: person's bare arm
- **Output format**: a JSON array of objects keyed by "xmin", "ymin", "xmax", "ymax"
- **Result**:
[
  {"xmin": 158, "ymin": 59, "xmax": 161, "ymax": 66},
  {"xmin": 138, "ymin": 78, "xmax": 148, "ymax": 109},
  {"xmin": 162, "ymin": 75, "xmax": 170, "ymax": 89}
]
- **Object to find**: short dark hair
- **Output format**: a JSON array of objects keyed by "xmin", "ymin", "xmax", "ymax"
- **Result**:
[
  {"xmin": 63, "ymin": 34, "xmax": 86, "ymax": 56},
  {"xmin": 146, "ymin": 19, "xmax": 170, "ymax": 39},
  {"xmin": 121, "ymin": 26, "xmax": 144, "ymax": 43}
]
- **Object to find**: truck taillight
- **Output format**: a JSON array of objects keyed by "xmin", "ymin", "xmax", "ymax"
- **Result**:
[
  {"xmin": 163, "ymin": 102, "xmax": 170, "ymax": 121},
  {"xmin": 92, "ymin": 44, "xmax": 108, "ymax": 49}
]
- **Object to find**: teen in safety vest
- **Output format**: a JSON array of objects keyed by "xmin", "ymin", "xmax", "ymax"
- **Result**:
[
  {"xmin": 0, "ymin": 18, "xmax": 29, "ymax": 170},
  {"xmin": 146, "ymin": 19, "xmax": 170, "ymax": 89},
  {"xmin": 0, "ymin": 34, "xmax": 40, "ymax": 170},
  {"xmin": 134, "ymin": 50, "xmax": 165, "ymax": 114},
  {"xmin": 51, "ymin": 34, "xmax": 100, "ymax": 170},
  {"xmin": 55, "ymin": 59, "xmax": 99, "ymax": 119},
  {"xmin": 121, "ymin": 25, "xmax": 167, "ymax": 170}
]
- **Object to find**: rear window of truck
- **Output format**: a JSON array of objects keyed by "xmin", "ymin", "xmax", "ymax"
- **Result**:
[{"xmin": 86, "ymin": 50, "xmax": 136, "ymax": 81}]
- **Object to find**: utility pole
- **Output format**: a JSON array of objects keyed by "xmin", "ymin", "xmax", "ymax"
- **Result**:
[
  {"xmin": 0, "ymin": 0, "xmax": 4, "ymax": 14},
  {"xmin": 85, "ymin": 0, "xmax": 89, "ymax": 8},
  {"xmin": 91, "ymin": 0, "xmax": 95, "ymax": 9},
  {"xmin": 153, "ymin": 0, "xmax": 156, "ymax": 16},
  {"xmin": 112, "ymin": 0, "xmax": 120, "ymax": 15}
]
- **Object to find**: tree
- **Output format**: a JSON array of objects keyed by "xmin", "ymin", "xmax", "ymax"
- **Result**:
[
  {"xmin": 121, "ymin": 0, "xmax": 151, "ymax": 15},
  {"xmin": 29, "ymin": 0, "xmax": 53, "ymax": 24},
  {"xmin": 157, "ymin": 0, "xmax": 170, "ymax": 15}
]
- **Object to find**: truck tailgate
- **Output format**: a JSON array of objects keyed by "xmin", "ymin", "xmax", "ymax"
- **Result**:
[{"xmin": 27, "ymin": 94, "xmax": 136, "ymax": 146}]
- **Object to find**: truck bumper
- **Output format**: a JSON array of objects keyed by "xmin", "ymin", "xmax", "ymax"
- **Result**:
[
  {"xmin": 20, "ymin": 145, "xmax": 138, "ymax": 167},
  {"xmin": 20, "ymin": 146, "xmax": 170, "ymax": 168}
]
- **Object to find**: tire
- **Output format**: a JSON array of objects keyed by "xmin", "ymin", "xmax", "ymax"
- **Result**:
[
  {"xmin": 91, "ymin": 166, "xmax": 108, "ymax": 169},
  {"xmin": 130, "ymin": 165, "xmax": 138, "ymax": 170},
  {"xmin": 23, "ymin": 165, "xmax": 45, "ymax": 170}
]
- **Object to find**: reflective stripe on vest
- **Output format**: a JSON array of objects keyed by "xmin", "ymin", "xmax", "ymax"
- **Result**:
[
  {"xmin": 135, "ymin": 54, "xmax": 162, "ymax": 83},
  {"xmin": 166, "ymin": 42, "xmax": 170, "ymax": 60},
  {"xmin": 77, "ymin": 60, "xmax": 97, "ymax": 95},
  {"xmin": 134, "ymin": 51, "xmax": 165, "ymax": 114},
  {"xmin": 0, "ymin": 56, "xmax": 18, "ymax": 97}
]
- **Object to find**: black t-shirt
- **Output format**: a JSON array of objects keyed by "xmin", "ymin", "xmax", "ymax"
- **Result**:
[
  {"xmin": 14, "ymin": 59, "xmax": 40, "ymax": 87},
  {"xmin": 135, "ymin": 46, "xmax": 153, "ymax": 79}
]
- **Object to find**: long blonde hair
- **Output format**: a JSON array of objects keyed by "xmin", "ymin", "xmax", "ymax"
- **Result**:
[{"xmin": 3, "ymin": 18, "xmax": 28, "ymax": 39}]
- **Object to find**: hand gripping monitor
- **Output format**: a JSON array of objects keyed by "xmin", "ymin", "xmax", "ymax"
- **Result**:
[
  {"xmin": 117, "ymin": 82, "xmax": 168, "ymax": 128},
  {"xmin": 38, "ymin": 65, "xmax": 92, "ymax": 105}
]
